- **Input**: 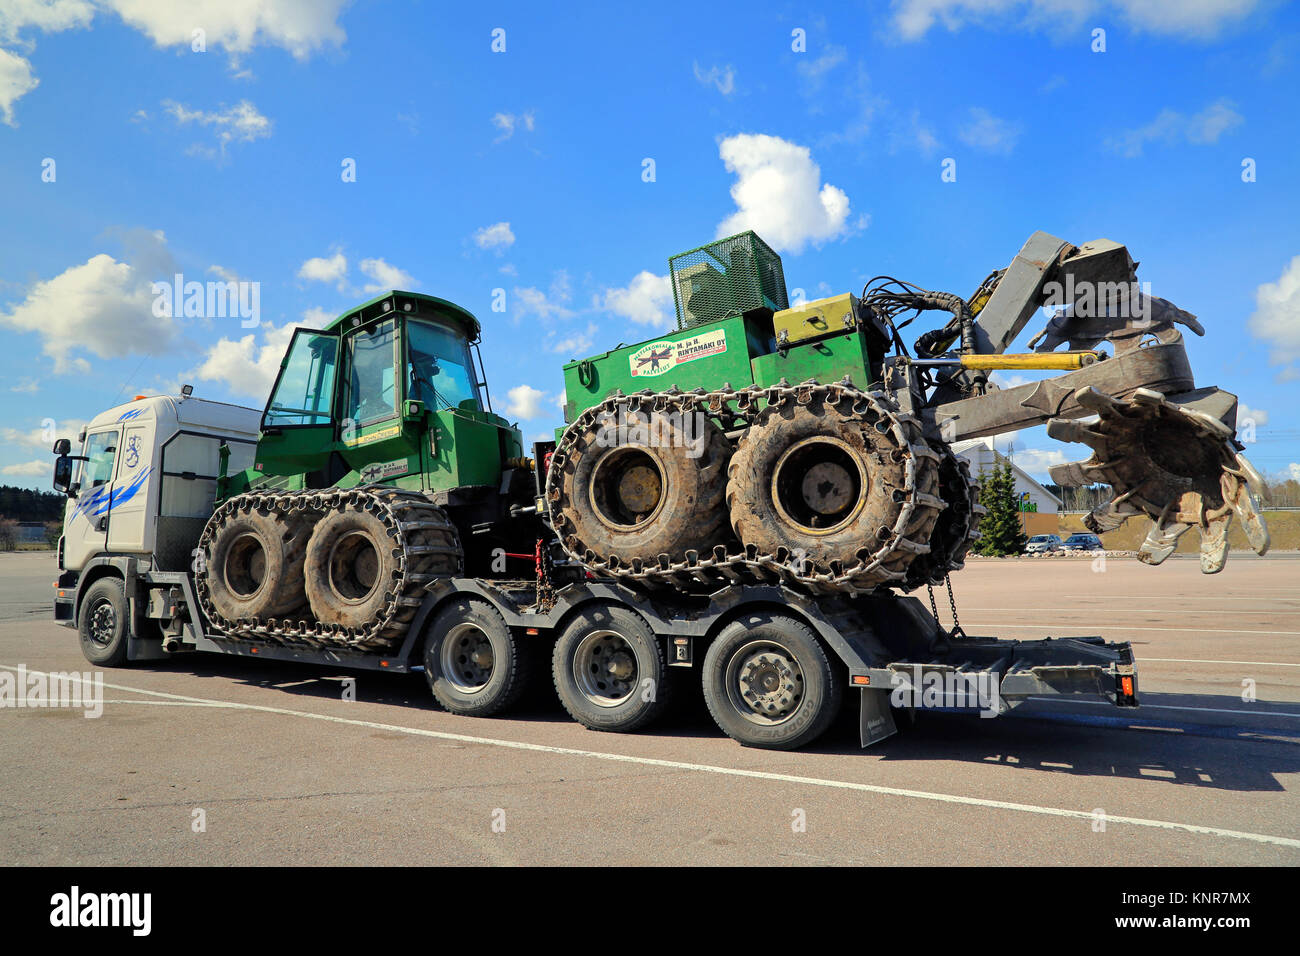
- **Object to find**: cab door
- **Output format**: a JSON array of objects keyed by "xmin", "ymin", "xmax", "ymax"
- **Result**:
[{"xmin": 62, "ymin": 428, "xmax": 119, "ymax": 570}]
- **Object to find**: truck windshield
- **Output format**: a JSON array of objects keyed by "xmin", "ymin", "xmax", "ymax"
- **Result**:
[
  {"xmin": 81, "ymin": 431, "xmax": 118, "ymax": 488},
  {"xmin": 406, "ymin": 317, "xmax": 479, "ymax": 411},
  {"xmin": 265, "ymin": 331, "xmax": 338, "ymax": 427}
]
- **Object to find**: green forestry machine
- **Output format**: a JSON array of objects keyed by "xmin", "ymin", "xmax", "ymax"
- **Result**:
[
  {"xmin": 162, "ymin": 229, "xmax": 1267, "ymax": 747},
  {"xmin": 195, "ymin": 230, "xmax": 1269, "ymax": 655}
]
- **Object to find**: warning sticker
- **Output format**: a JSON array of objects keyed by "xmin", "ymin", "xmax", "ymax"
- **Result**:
[{"xmin": 629, "ymin": 329, "xmax": 727, "ymax": 377}]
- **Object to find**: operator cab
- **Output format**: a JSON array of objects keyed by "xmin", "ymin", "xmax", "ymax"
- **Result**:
[{"xmin": 262, "ymin": 292, "xmax": 489, "ymax": 433}]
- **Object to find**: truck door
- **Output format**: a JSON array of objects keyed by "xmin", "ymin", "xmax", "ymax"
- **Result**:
[
  {"xmin": 106, "ymin": 421, "xmax": 153, "ymax": 556},
  {"xmin": 62, "ymin": 428, "xmax": 119, "ymax": 570}
]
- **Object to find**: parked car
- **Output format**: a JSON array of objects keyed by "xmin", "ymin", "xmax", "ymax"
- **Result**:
[
  {"xmin": 1024, "ymin": 534, "xmax": 1062, "ymax": 554},
  {"xmin": 1061, "ymin": 532, "xmax": 1104, "ymax": 552}
]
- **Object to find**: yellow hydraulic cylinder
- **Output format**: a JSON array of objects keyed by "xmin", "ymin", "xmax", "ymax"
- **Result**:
[{"xmin": 908, "ymin": 351, "xmax": 1100, "ymax": 370}]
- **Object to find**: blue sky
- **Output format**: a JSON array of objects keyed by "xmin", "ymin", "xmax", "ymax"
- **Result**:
[{"xmin": 1, "ymin": 0, "xmax": 1298, "ymax": 490}]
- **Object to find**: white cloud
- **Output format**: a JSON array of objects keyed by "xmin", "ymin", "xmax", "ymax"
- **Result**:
[
  {"xmin": 1289, "ymin": 462, "xmax": 1300, "ymax": 482},
  {"xmin": 1107, "ymin": 98, "xmax": 1243, "ymax": 156},
  {"xmin": 491, "ymin": 110, "xmax": 535, "ymax": 142},
  {"xmin": 504, "ymin": 384, "xmax": 548, "ymax": 420},
  {"xmin": 958, "ymin": 107, "xmax": 1021, "ymax": 154},
  {"xmin": 0, "ymin": 230, "xmax": 177, "ymax": 373},
  {"xmin": 0, "ymin": 1, "xmax": 345, "ymax": 123},
  {"xmin": 549, "ymin": 324, "xmax": 596, "ymax": 356},
  {"xmin": 715, "ymin": 134, "xmax": 853, "ymax": 254},
  {"xmin": 473, "ymin": 221, "xmax": 515, "ymax": 252},
  {"xmin": 9, "ymin": 378, "xmax": 38, "ymax": 393},
  {"xmin": 359, "ymin": 257, "xmax": 415, "ymax": 293},
  {"xmin": 103, "ymin": 0, "xmax": 348, "ymax": 59},
  {"xmin": 890, "ymin": 1, "xmax": 1259, "ymax": 41},
  {"xmin": 603, "ymin": 271, "xmax": 674, "ymax": 327},
  {"xmin": 1, "ymin": 459, "xmax": 49, "ymax": 477},
  {"xmin": 300, "ymin": 305, "xmax": 334, "ymax": 326},
  {"xmin": 1237, "ymin": 402, "xmax": 1268, "ymax": 427},
  {"xmin": 1248, "ymin": 255, "xmax": 1300, "ymax": 376},
  {"xmin": 297, "ymin": 249, "xmax": 347, "ymax": 285},
  {"xmin": 186, "ymin": 319, "xmax": 306, "ymax": 401},
  {"xmin": 0, "ymin": 419, "xmax": 86, "ymax": 450},
  {"xmin": 163, "ymin": 99, "xmax": 272, "ymax": 157},
  {"xmin": 693, "ymin": 62, "xmax": 736, "ymax": 95},
  {"xmin": 514, "ymin": 272, "xmax": 575, "ymax": 322},
  {"xmin": 796, "ymin": 45, "xmax": 845, "ymax": 89},
  {"xmin": 0, "ymin": 47, "xmax": 38, "ymax": 126},
  {"xmin": 1011, "ymin": 447, "xmax": 1069, "ymax": 479}
]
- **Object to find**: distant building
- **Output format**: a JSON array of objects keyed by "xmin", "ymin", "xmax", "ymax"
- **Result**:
[{"xmin": 951, "ymin": 438, "xmax": 1063, "ymax": 536}]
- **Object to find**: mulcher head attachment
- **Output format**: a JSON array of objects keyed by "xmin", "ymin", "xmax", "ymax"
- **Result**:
[{"xmin": 1047, "ymin": 387, "xmax": 1270, "ymax": 573}]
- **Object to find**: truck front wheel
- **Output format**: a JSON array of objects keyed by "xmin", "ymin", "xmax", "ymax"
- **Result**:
[
  {"xmin": 423, "ymin": 598, "xmax": 530, "ymax": 717},
  {"xmin": 78, "ymin": 578, "xmax": 130, "ymax": 667},
  {"xmin": 552, "ymin": 604, "xmax": 672, "ymax": 732},
  {"xmin": 701, "ymin": 612, "xmax": 841, "ymax": 750}
]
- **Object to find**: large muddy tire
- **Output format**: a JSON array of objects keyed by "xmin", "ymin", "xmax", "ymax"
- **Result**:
[
  {"xmin": 903, "ymin": 444, "xmax": 983, "ymax": 589},
  {"xmin": 203, "ymin": 508, "xmax": 310, "ymax": 623},
  {"xmin": 551, "ymin": 603, "xmax": 673, "ymax": 732},
  {"xmin": 304, "ymin": 505, "xmax": 404, "ymax": 629},
  {"xmin": 78, "ymin": 577, "xmax": 130, "ymax": 667},
  {"xmin": 701, "ymin": 611, "xmax": 841, "ymax": 750},
  {"xmin": 423, "ymin": 597, "xmax": 531, "ymax": 717},
  {"xmin": 727, "ymin": 392, "xmax": 942, "ymax": 577},
  {"xmin": 551, "ymin": 402, "xmax": 731, "ymax": 569}
]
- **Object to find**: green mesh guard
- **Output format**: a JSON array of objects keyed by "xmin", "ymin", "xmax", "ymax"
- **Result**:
[{"xmin": 669, "ymin": 231, "xmax": 788, "ymax": 329}]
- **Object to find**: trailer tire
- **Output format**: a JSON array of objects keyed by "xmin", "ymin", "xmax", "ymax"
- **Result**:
[
  {"xmin": 702, "ymin": 612, "xmax": 841, "ymax": 750},
  {"xmin": 423, "ymin": 598, "xmax": 531, "ymax": 717},
  {"xmin": 552, "ymin": 604, "xmax": 673, "ymax": 732},
  {"xmin": 78, "ymin": 577, "xmax": 130, "ymax": 667},
  {"xmin": 205, "ymin": 510, "xmax": 310, "ymax": 623}
]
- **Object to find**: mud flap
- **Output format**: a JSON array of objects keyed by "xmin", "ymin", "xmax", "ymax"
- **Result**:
[{"xmin": 859, "ymin": 688, "xmax": 898, "ymax": 747}]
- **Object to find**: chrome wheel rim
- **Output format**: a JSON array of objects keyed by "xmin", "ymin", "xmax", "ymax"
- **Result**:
[
  {"xmin": 440, "ymin": 622, "xmax": 495, "ymax": 692},
  {"xmin": 725, "ymin": 640, "xmax": 805, "ymax": 725},
  {"xmin": 572, "ymin": 629, "xmax": 638, "ymax": 706}
]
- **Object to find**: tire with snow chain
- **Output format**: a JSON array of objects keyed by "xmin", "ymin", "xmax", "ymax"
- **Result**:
[
  {"xmin": 203, "ymin": 508, "xmax": 311, "ymax": 623},
  {"xmin": 903, "ymin": 443, "xmax": 983, "ymax": 589},
  {"xmin": 726, "ymin": 392, "xmax": 943, "ymax": 582},
  {"xmin": 551, "ymin": 400, "xmax": 731, "ymax": 570}
]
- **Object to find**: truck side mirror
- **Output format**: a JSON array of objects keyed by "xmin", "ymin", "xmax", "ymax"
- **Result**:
[
  {"xmin": 53, "ymin": 455, "xmax": 74, "ymax": 495},
  {"xmin": 53, "ymin": 438, "xmax": 71, "ymax": 455}
]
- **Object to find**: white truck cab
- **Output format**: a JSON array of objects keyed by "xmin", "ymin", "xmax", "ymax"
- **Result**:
[{"xmin": 52, "ymin": 390, "xmax": 259, "ymax": 655}]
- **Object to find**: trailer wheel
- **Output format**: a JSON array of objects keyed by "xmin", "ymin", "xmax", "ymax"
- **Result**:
[
  {"xmin": 552, "ymin": 604, "xmax": 672, "ymax": 732},
  {"xmin": 702, "ymin": 612, "xmax": 841, "ymax": 750},
  {"xmin": 78, "ymin": 577, "xmax": 130, "ymax": 667},
  {"xmin": 423, "ymin": 598, "xmax": 531, "ymax": 717}
]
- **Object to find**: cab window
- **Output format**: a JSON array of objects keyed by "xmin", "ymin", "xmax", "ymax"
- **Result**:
[
  {"xmin": 265, "ymin": 331, "xmax": 338, "ymax": 427},
  {"xmin": 81, "ymin": 431, "xmax": 119, "ymax": 488},
  {"xmin": 406, "ymin": 318, "xmax": 479, "ymax": 411},
  {"xmin": 344, "ymin": 319, "xmax": 399, "ymax": 426}
]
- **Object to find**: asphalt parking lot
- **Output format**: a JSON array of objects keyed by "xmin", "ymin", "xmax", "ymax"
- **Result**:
[{"xmin": 2, "ymin": 550, "xmax": 1298, "ymax": 866}]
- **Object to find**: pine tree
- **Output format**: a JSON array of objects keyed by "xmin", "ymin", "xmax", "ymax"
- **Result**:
[{"xmin": 972, "ymin": 461, "xmax": 1028, "ymax": 556}]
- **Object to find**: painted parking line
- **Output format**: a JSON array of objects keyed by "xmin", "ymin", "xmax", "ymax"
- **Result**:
[
  {"xmin": 1137, "ymin": 657, "xmax": 1300, "ymax": 668},
  {"xmin": 3, "ymin": 664, "xmax": 1297, "ymax": 851},
  {"xmin": 1027, "ymin": 697, "xmax": 1300, "ymax": 720},
  {"xmin": 960, "ymin": 623, "xmax": 1300, "ymax": 636}
]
